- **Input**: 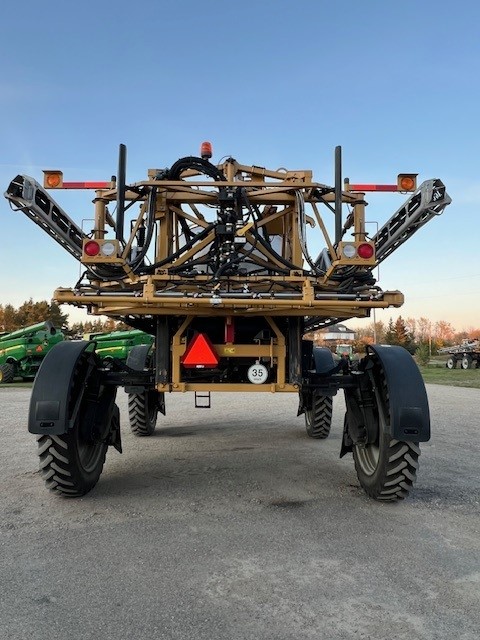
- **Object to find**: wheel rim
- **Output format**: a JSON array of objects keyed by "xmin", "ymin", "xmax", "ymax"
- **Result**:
[
  {"xmin": 74, "ymin": 424, "xmax": 105, "ymax": 473},
  {"xmin": 354, "ymin": 365, "xmax": 387, "ymax": 477},
  {"xmin": 69, "ymin": 353, "xmax": 106, "ymax": 474},
  {"xmin": 148, "ymin": 391, "xmax": 158, "ymax": 426},
  {"xmin": 355, "ymin": 443, "xmax": 380, "ymax": 476},
  {"xmin": 305, "ymin": 408, "xmax": 313, "ymax": 427}
]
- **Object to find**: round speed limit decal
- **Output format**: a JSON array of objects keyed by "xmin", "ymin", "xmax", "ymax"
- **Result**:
[{"xmin": 247, "ymin": 362, "xmax": 268, "ymax": 384}]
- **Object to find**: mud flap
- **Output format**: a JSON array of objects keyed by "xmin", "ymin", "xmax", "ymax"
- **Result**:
[
  {"xmin": 28, "ymin": 341, "xmax": 93, "ymax": 435},
  {"xmin": 125, "ymin": 344, "xmax": 165, "ymax": 416},
  {"xmin": 366, "ymin": 345, "xmax": 430, "ymax": 442},
  {"xmin": 297, "ymin": 346, "xmax": 339, "ymax": 416}
]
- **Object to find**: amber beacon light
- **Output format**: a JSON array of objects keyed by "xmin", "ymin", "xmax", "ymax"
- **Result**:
[
  {"xmin": 43, "ymin": 170, "xmax": 63, "ymax": 189},
  {"xmin": 200, "ymin": 141, "xmax": 213, "ymax": 159},
  {"xmin": 397, "ymin": 174, "xmax": 417, "ymax": 192}
]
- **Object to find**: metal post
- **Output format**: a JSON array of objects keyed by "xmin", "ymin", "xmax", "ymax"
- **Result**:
[
  {"xmin": 116, "ymin": 144, "xmax": 126, "ymax": 243},
  {"xmin": 335, "ymin": 146, "xmax": 342, "ymax": 245},
  {"xmin": 288, "ymin": 317, "xmax": 302, "ymax": 385},
  {"xmin": 155, "ymin": 317, "xmax": 170, "ymax": 386},
  {"xmin": 366, "ymin": 220, "xmax": 379, "ymax": 344}
]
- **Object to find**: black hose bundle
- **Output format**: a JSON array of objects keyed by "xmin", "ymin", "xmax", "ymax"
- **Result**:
[{"xmin": 167, "ymin": 156, "xmax": 226, "ymax": 182}]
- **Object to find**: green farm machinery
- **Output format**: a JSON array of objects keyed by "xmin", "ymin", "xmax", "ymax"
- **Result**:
[
  {"xmin": 89, "ymin": 329, "xmax": 154, "ymax": 365},
  {"xmin": 0, "ymin": 321, "xmax": 64, "ymax": 383}
]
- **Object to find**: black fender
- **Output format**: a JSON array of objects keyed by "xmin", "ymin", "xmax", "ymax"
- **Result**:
[
  {"xmin": 125, "ymin": 343, "xmax": 165, "ymax": 415},
  {"xmin": 312, "ymin": 346, "xmax": 336, "ymax": 374},
  {"xmin": 298, "ymin": 347, "xmax": 338, "ymax": 416},
  {"xmin": 126, "ymin": 344, "xmax": 152, "ymax": 372},
  {"xmin": 368, "ymin": 345, "xmax": 430, "ymax": 442},
  {"xmin": 28, "ymin": 341, "xmax": 95, "ymax": 435},
  {"xmin": 124, "ymin": 343, "xmax": 153, "ymax": 393}
]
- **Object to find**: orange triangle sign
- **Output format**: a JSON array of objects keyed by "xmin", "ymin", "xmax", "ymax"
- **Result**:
[{"xmin": 181, "ymin": 333, "xmax": 219, "ymax": 368}]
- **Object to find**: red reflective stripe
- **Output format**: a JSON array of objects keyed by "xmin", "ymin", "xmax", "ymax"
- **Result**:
[
  {"xmin": 181, "ymin": 333, "xmax": 219, "ymax": 368},
  {"xmin": 62, "ymin": 181, "xmax": 111, "ymax": 189},
  {"xmin": 225, "ymin": 317, "xmax": 235, "ymax": 343},
  {"xmin": 348, "ymin": 184, "xmax": 398, "ymax": 192}
]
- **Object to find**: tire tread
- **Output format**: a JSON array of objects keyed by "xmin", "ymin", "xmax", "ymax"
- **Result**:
[{"xmin": 305, "ymin": 395, "xmax": 333, "ymax": 439}]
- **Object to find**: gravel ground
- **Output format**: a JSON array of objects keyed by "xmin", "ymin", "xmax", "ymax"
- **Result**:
[{"xmin": 0, "ymin": 384, "xmax": 479, "ymax": 640}]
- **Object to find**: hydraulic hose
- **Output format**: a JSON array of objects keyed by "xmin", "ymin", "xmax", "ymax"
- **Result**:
[
  {"xmin": 296, "ymin": 190, "xmax": 325, "ymax": 276},
  {"xmin": 167, "ymin": 156, "xmax": 226, "ymax": 182},
  {"xmin": 127, "ymin": 186, "xmax": 157, "ymax": 270},
  {"xmin": 141, "ymin": 223, "xmax": 216, "ymax": 274}
]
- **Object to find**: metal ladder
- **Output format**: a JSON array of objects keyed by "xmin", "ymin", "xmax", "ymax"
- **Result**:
[{"xmin": 195, "ymin": 392, "xmax": 211, "ymax": 408}]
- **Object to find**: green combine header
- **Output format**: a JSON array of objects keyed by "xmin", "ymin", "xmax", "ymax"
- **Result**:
[
  {"xmin": 88, "ymin": 329, "xmax": 153, "ymax": 364},
  {"xmin": 0, "ymin": 321, "xmax": 64, "ymax": 383}
]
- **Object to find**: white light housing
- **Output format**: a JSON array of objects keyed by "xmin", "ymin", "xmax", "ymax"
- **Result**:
[
  {"xmin": 342, "ymin": 244, "xmax": 357, "ymax": 259},
  {"xmin": 101, "ymin": 241, "xmax": 117, "ymax": 257}
]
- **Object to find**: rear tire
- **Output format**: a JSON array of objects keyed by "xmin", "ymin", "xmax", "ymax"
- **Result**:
[
  {"xmin": 352, "ymin": 358, "xmax": 421, "ymax": 501},
  {"xmin": 0, "ymin": 363, "xmax": 15, "ymax": 384},
  {"xmin": 305, "ymin": 393, "xmax": 333, "ymax": 439},
  {"xmin": 128, "ymin": 390, "xmax": 159, "ymax": 436},
  {"xmin": 354, "ymin": 433, "xmax": 420, "ymax": 501},
  {"xmin": 461, "ymin": 356, "xmax": 473, "ymax": 370},
  {"xmin": 446, "ymin": 357, "xmax": 457, "ymax": 369},
  {"xmin": 37, "ymin": 429, "xmax": 107, "ymax": 497},
  {"xmin": 35, "ymin": 350, "xmax": 111, "ymax": 497}
]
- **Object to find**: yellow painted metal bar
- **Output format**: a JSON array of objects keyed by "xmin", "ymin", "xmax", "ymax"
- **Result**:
[{"xmin": 158, "ymin": 383, "xmax": 298, "ymax": 393}]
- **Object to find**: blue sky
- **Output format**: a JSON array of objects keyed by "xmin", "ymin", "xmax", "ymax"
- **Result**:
[{"xmin": 1, "ymin": 0, "xmax": 478, "ymax": 330}]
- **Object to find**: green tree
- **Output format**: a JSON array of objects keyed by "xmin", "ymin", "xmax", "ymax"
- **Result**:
[
  {"xmin": 383, "ymin": 316, "xmax": 414, "ymax": 351},
  {"xmin": 395, "ymin": 316, "xmax": 415, "ymax": 351},
  {"xmin": 415, "ymin": 343, "xmax": 430, "ymax": 366},
  {"xmin": 0, "ymin": 304, "xmax": 17, "ymax": 332},
  {"xmin": 0, "ymin": 300, "xmax": 69, "ymax": 333},
  {"xmin": 384, "ymin": 318, "xmax": 396, "ymax": 345}
]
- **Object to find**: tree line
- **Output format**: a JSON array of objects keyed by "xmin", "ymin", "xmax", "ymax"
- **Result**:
[
  {"xmin": 310, "ymin": 315, "xmax": 479, "ymax": 361},
  {"xmin": 2, "ymin": 301, "xmax": 479, "ymax": 352},
  {"xmin": 0, "ymin": 300, "xmax": 126, "ymax": 337},
  {"xmin": 351, "ymin": 316, "xmax": 479, "ymax": 351}
]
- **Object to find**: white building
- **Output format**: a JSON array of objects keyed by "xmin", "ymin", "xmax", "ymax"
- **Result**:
[{"xmin": 316, "ymin": 323, "xmax": 355, "ymax": 343}]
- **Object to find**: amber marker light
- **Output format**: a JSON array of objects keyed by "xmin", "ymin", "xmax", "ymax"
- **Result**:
[
  {"xmin": 43, "ymin": 170, "xmax": 63, "ymax": 189},
  {"xmin": 397, "ymin": 174, "xmax": 417, "ymax": 192}
]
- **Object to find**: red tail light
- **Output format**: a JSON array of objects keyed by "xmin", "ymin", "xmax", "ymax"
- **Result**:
[
  {"xmin": 357, "ymin": 243, "xmax": 374, "ymax": 259},
  {"xmin": 84, "ymin": 240, "xmax": 101, "ymax": 257}
]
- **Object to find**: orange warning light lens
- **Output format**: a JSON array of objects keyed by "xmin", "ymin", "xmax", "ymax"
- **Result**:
[
  {"xmin": 397, "ymin": 174, "xmax": 417, "ymax": 192},
  {"xmin": 200, "ymin": 141, "xmax": 213, "ymax": 159},
  {"xmin": 43, "ymin": 171, "xmax": 63, "ymax": 189}
]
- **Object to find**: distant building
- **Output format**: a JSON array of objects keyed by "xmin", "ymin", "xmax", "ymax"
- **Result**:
[{"xmin": 314, "ymin": 323, "xmax": 355, "ymax": 344}]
